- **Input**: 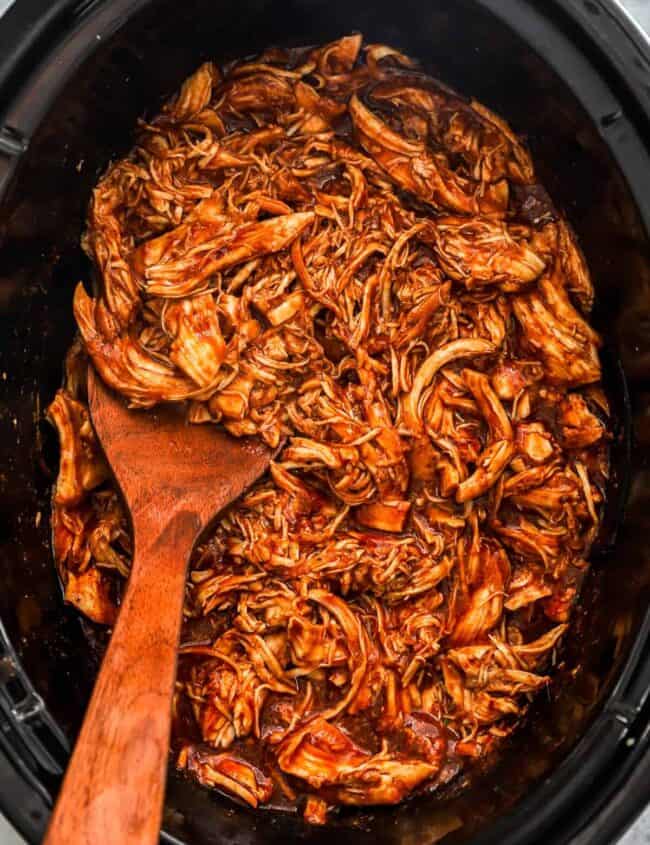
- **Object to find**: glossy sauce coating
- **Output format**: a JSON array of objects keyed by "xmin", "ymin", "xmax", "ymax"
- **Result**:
[{"xmin": 48, "ymin": 35, "xmax": 609, "ymax": 823}]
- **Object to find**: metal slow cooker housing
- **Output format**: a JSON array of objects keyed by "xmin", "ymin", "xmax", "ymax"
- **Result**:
[{"xmin": 1, "ymin": 1, "xmax": 650, "ymax": 843}]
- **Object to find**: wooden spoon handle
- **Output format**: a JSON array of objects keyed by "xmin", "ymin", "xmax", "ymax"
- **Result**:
[{"xmin": 44, "ymin": 510, "xmax": 199, "ymax": 845}]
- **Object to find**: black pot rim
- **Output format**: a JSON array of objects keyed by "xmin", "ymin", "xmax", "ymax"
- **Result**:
[{"xmin": 0, "ymin": 2, "xmax": 649, "ymax": 844}]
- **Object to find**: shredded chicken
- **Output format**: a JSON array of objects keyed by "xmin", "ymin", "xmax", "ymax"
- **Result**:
[{"xmin": 48, "ymin": 36, "xmax": 609, "ymax": 823}]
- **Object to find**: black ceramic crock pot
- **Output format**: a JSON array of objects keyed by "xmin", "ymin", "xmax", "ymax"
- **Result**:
[{"xmin": 1, "ymin": 1, "xmax": 650, "ymax": 843}]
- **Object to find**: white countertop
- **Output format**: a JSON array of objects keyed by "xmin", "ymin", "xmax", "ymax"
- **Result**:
[{"xmin": 0, "ymin": 0, "xmax": 649, "ymax": 842}]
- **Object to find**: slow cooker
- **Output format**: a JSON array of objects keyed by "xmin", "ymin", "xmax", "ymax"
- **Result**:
[{"xmin": 1, "ymin": 0, "xmax": 650, "ymax": 843}]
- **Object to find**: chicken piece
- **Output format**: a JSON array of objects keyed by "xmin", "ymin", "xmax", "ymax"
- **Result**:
[
  {"xmin": 558, "ymin": 219, "xmax": 594, "ymax": 314},
  {"xmin": 287, "ymin": 369, "xmax": 408, "ymax": 507},
  {"xmin": 441, "ymin": 660, "xmax": 521, "ymax": 725},
  {"xmin": 64, "ymin": 566, "xmax": 117, "ymax": 626},
  {"xmin": 303, "ymin": 796, "xmax": 328, "ymax": 825},
  {"xmin": 308, "ymin": 590, "xmax": 374, "ymax": 717},
  {"xmin": 191, "ymin": 571, "xmax": 267, "ymax": 616},
  {"xmin": 165, "ymin": 293, "xmax": 226, "ymax": 387},
  {"xmin": 52, "ymin": 504, "xmax": 92, "ymax": 575},
  {"xmin": 462, "ymin": 369, "xmax": 512, "ymax": 440},
  {"xmin": 449, "ymin": 661, "xmax": 548, "ymax": 700},
  {"xmin": 282, "ymin": 437, "xmax": 351, "ymax": 471},
  {"xmin": 178, "ymin": 746, "xmax": 272, "ymax": 808},
  {"xmin": 364, "ymin": 44, "xmax": 416, "ymax": 78},
  {"xmin": 132, "ymin": 196, "xmax": 225, "ymax": 272},
  {"xmin": 507, "ymin": 470, "xmax": 579, "ymax": 513},
  {"xmin": 287, "ymin": 617, "xmax": 347, "ymax": 671},
  {"xmin": 371, "ymin": 79, "xmax": 534, "ymax": 185},
  {"xmin": 511, "ymin": 624, "xmax": 567, "ymax": 667},
  {"xmin": 400, "ymin": 712, "xmax": 448, "ymax": 767},
  {"xmin": 314, "ymin": 34, "xmax": 362, "ymax": 76},
  {"xmin": 277, "ymin": 717, "xmax": 368, "ymax": 788},
  {"xmin": 442, "ymin": 624, "xmax": 562, "ymax": 726},
  {"xmin": 456, "ymin": 441, "xmax": 516, "ymax": 504},
  {"xmin": 199, "ymin": 145, "xmax": 255, "ymax": 171},
  {"xmin": 425, "ymin": 217, "xmax": 545, "ymax": 290},
  {"xmin": 384, "ymin": 556, "xmax": 454, "ymax": 604},
  {"xmin": 502, "ymin": 462, "xmax": 559, "ymax": 496},
  {"xmin": 265, "ymin": 290, "xmax": 306, "ymax": 326},
  {"xmin": 369, "ymin": 78, "xmax": 444, "ymax": 118},
  {"xmin": 74, "ymin": 284, "xmax": 197, "ymax": 406},
  {"xmin": 408, "ymin": 437, "xmax": 440, "ymax": 483},
  {"xmin": 167, "ymin": 62, "xmax": 220, "ymax": 122},
  {"xmin": 86, "ymin": 491, "xmax": 130, "ymax": 577},
  {"xmin": 354, "ymin": 500, "xmax": 411, "ymax": 533},
  {"xmin": 277, "ymin": 717, "xmax": 437, "ymax": 804},
  {"xmin": 557, "ymin": 393, "xmax": 605, "ymax": 449},
  {"xmin": 543, "ymin": 583, "xmax": 578, "ymax": 623},
  {"xmin": 333, "ymin": 755, "xmax": 438, "ymax": 805},
  {"xmin": 504, "ymin": 575, "xmax": 552, "ymax": 611},
  {"xmin": 425, "ymin": 503, "xmax": 466, "ymax": 532},
  {"xmin": 402, "ymin": 338, "xmax": 496, "ymax": 431},
  {"xmin": 294, "ymin": 80, "xmax": 347, "ymax": 133},
  {"xmin": 538, "ymin": 274, "xmax": 600, "ymax": 346},
  {"xmin": 183, "ymin": 634, "xmax": 295, "ymax": 749},
  {"xmin": 47, "ymin": 390, "xmax": 109, "ymax": 505},
  {"xmin": 491, "ymin": 360, "xmax": 544, "ymax": 401},
  {"xmin": 349, "ymin": 95, "xmax": 507, "ymax": 215},
  {"xmin": 448, "ymin": 539, "xmax": 510, "ymax": 645},
  {"xmin": 51, "ymin": 488, "xmax": 129, "ymax": 583},
  {"xmin": 392, "ymin": 280, "xmax": 451, "ymax": 347},
  {"xmin": 198, "ymin": 125, "xmax": 287, "ymax": 170},
  {"xmin": 218, "ymin": 72, "xmax": 295, "ymax": 114},
  {"xmin": 491, "ymin": 516, "xmax": 566, "ymax": 569},
  {"xmin": 445, "ymin": 646, "xmax": 546, "ymax": 693},
  {"xmin": 512, "ymin": 279, "xmax": 601, "ymax": 386},
  {"xmin": 356, "ymin": 359, "xmax": 410, "ymax": 498},
  {"xmin": 515, "ymin": 422, "xmax": 555, "ymax": 464},
  {"xmin": 468, "ymin": 100, "xmax": 535, "ymax": 184},
  {"xmin": 84, "ymin": 175, "xmax": 140, "ymax": 326},
  {"xmin": 134, "ymin": 210, "xmax": 314, "ymax": 297},
  {"xmin": 209, "ymin": 371, "xmax": 256, "ymax": 421}
]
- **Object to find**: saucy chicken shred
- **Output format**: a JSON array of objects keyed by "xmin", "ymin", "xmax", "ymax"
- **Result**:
[{"xmin": 48, "ymin": 35, "xmax": 610, "ymax": 822}]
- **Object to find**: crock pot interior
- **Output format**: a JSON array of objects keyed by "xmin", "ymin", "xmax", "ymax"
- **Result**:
[{"xmin": 1, "ymin": 1, "xmax": 650, "ymax": 843}]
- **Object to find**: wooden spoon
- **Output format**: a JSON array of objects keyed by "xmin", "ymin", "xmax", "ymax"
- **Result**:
[{"xmin": 44, "ymin": 368, "xmax": 278, "ymax": 845}]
